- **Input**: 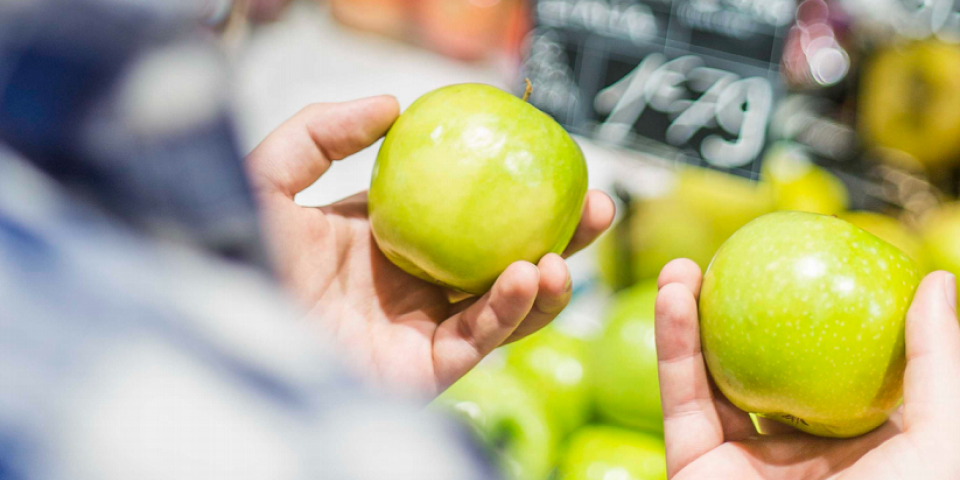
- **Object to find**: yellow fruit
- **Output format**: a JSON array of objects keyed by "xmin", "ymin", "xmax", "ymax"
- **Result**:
[
  {"xmin": 860, "ymin": 40, "xmax": 960, "ymax": 170},
  {"xmin": 762, "ymin": 142, "xmax": 849, "ymax": 215}
]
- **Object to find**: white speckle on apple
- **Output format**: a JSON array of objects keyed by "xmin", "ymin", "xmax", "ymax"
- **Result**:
[
  {"xmin": 460, "ymin": 124, "xmax": 505, "ymax": 156},
  {"xmin": 835, "ymin": 277, "xmax": 855, "ymax": 295},
  {"xmin": 504, "ymin": 151, "xmax": 536, "ymax": 182},
  {"xmin": 796, "ymin": 256, "xmax": 826, "ymax": 278},
  {"xmin": 430, "ymin": 125, "xmax": 444, "ymax": 143}
]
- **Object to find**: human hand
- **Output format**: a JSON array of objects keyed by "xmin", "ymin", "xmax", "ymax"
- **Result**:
[
  {"xmin": 245, "ymin": 96, "xmax": 614, "ymax": 397},
  {"xmin": 655, "ymin": 258, "xmax": 960, "ymax": 479}
]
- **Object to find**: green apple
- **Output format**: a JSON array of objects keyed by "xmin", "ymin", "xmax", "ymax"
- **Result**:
[
  {"xmin": 762, "ymin": 142, "xmax": 849, "ymax": 215},
  {"xmin": 840, "ymin": 211, "xmax": 925, "ymax": 267},
  {"xmin": 433, "ymin": 367, "xmax": 557, "ymax": 480},
  {"xmin": 674, "ymin": 166, "xmax": 776, "ymax": 242},
  {"xmin": 597, "ymin": 167, "xmax": 773, "ymax": 290},
  {"xmin": 597, "ymin": 197, "xmax": 718, "ymax": 289},
  {"xmin": 369, "ymin": 83, "xmax": 588, "ymax": 294},
  {"xmin": 596, "ymin": 226, "xmax": 635, "ymax": 291},
  {"xmin": 505, "ymin": 325, "xmax": 590, "ymax": 437},
  {"xmin": 699, "ymin": 211, "xmax": 921, "ymax": 438},
  {"xmin": 592, "ymin": 281, "xmax": 663, "ymax": 433},
  {"xmin": 557, "ymin": 425, "xmax": 667, "ymax": 480},
  {"xmin": 920, "ymin": 202, "xmax": 960, "ymax": 297}
]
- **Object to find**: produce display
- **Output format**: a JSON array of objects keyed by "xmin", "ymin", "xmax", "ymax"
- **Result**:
[{"xmin": 357, "ymin": 0, "xmax": 960, "ymax": 476}]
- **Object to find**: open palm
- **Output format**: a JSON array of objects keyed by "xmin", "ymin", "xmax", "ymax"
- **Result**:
[
  {"xmin": 655, "ymin": 259, "xmax": 960, "ymax": 479},
  {"xmin": 246, "ymin": 96, "xmax": 614, "ymax": 397}
]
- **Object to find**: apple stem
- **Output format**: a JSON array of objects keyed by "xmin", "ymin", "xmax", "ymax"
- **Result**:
[{"xmin": 522, "ymin": 78, "xmax": 532, "ymax": 102}]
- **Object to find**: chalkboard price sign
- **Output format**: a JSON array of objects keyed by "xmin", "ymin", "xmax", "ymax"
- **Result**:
[{"xmin": 522, "ymin": 0, "xmax": 796, "ymax": 179}]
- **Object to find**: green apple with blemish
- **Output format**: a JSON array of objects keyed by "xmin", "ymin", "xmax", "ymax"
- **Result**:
[
  {"xmin": 699, "ymin": 211, "xmax": 921, "ymax": 438},
  {"xmin": 369, "ymin": 83, "xmax": 588, "ymax": 294}
]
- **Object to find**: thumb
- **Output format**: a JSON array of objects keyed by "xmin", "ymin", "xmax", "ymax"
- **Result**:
[
  {"xmin": 246, "ymin": 96, "xmax": 400, "ymax": 198},
  {"xmin": 903, "ymin": 271, "xmax": 960, "ymax": 432}
]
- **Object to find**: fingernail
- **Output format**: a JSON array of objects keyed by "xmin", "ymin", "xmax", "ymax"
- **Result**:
[{"xmin": 945, "ymin": 273, "xmax": 956, "ymax": 313}]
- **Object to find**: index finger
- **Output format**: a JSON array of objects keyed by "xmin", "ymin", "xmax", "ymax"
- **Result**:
[
  {"xmin": 656, "ymin": 278, "xmax": 726, "ymax": 477},
  {"xmin": 561, "ymin": 190, "xmax": 615, "ymax": 257}
]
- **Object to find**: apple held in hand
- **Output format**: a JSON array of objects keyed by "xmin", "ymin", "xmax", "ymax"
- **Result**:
[
  {"xmin": 432, "ymin": 367, "xmax": 557, "ymax": 480},
  {"xmin": 699, "ymin": 211, "xmax": 921, "ymax": 438},
  {"xmin": 592, "ymin": 281, "xmax": 663, "ymax": 433},
  {"xmin": 369, "ymin": 83, "xmax": 588, "ymax": 294},
  {"xmin": 557, "ymin": 425, "xmax": 667, "ymax": 480}
]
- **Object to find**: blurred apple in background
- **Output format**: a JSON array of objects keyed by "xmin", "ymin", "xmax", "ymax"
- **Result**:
[
  {"xmin": 369, "ymin": 83, "xmax": 588, "ymax": 294},
  {"xmin": 433, "ymin": 367, "xmax": 558, "ymax": 480},
  {"xmin": 920, "ymin": 202, "xmax": 960, "ymax": 297},
  {"xmin": 329, "ymin": 0, "xmax": 410, "ymax": 38},
  {"xmin": 597, "ymin": 167, "xmax": 773, "ymax": 291},
  {"xmin": 762, "ymin": 142, "xmax": 849, "ymax": 215},
  {"xmin": 592, "ymin": 281, "xmax": 662, "ymax": 433},
  {"xmin": 416, "ymin": 0, "xmax": 517, "ymax": 61},
  {"xmin": 840, "ymin": 211, "xmax": 925, "ymax": 267},
  {"xmin": 674, "ymin": 167, "xmax": 776, "ymax": 243},
  {"xmin": 594, "ymin": 197, "xmax": 716, "ymax": 290},
  {"xmin": 557, "ymin": 425, "xmax": 667, "ymax": 480},
  {"xmin": 620, "ymin": 197, "xmax": 718, "ymax": 283},
  {"xmin": 505, "ymin": 325, "xmax": 591, "ymax": 437},
  {"xmin": 860, "ymin": 40, "xmax": 960, "ymax": 174},
  {"xmin": 700, "ymin": 211, "xmax": 921, "ymax": 438}
]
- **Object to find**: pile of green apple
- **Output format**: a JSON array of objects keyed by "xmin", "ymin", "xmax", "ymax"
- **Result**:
[
  {"xmin": 433, "ymin": 285, "xmax": 668, "ymax": 480},
  {"xmin": 434, "ymin": 204, "xmax": 944, "ymax": 479}
]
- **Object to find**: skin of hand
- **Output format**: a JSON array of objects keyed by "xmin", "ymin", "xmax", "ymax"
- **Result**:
[
  {"xmin": 245, "ymin": 96, "xmax": 615, "ymax": 397},
  {"xmin": 247, "ymin": 0, "xmax": 292, "ymax": 22},
  {"xmin": 655, "ymin": 258, "xmax": 960, "ymax": 480}
]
